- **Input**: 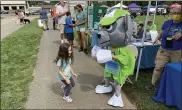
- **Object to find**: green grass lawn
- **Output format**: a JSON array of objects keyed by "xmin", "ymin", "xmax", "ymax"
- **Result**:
[
  {"xmin": 122, "ymin": 71, "xmax": 176, "ymax": 110},
  {"xmin": 135, "ymin": 15, "xmax": 169, "ymax": 31},
  {"xmin": 1, "ymin": 19, "xmax": 43, "ymax": 109}
]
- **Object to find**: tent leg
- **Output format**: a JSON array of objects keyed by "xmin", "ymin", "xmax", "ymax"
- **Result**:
[
  {"xmin": 135, "ymin": 48, "xmax": 143, "ymax": 81},
  {"xmin": 135, "ymin": 0, "xmax": 152, "ymax": 81}
]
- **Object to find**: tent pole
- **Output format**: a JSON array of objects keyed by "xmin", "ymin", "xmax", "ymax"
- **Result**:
[
  {"xmin": 153, "ymin": 0, "xmax": 158, "ymax": 24},
  {"xmin": 135, "ymin": 0, "xmax": 152, "ymax": 81},
  {"xmin": 120, "ymin": 0, "xmax": 123, "ymax": 9}
]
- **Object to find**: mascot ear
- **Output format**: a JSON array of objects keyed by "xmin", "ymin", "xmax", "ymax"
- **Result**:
[{"xmin": 123, "ymin": 15, "xmax": 128, "ymax": 31}]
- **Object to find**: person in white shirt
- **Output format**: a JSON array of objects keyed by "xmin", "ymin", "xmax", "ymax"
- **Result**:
[
  {"xmin": 56, "ymin": 1, "xmax": 68, "ymax": 43},
  {"xmin": 18, "ymin": 9, "xmax": 25, "ymax": 25}
]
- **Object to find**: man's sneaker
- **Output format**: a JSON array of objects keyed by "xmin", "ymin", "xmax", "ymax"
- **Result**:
[
  {"xmin": 63, "ymin": 96, "xmax": 73, "ymax": 102},
  {"xmin": 84, "ymin": 49, "xmax": 88, "ymax": 54},
  {"xmin": 145, "ymin": 84, "xmax": 155, "ymax": 90},
  {"xmin": 79, "ymin": 47, "xmax": 83, "ymax": 52}
]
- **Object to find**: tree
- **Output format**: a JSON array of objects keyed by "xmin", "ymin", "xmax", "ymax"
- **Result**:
[
  {"xmin": 49, "ymin": 1, "xmax": 59, "ymax": 5},
  {"xmin": 28, "ymin": 1, "xmax": 40, "ymax": 6}
]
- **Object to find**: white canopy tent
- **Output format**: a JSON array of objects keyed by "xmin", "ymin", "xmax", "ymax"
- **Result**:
[
  {"xmin": 107, "ymin": 2, "xmax": 127, "ymax": 12},
  {"xmin": 113, "ymin": 3, "xmax": 127, "ymax": 8}
]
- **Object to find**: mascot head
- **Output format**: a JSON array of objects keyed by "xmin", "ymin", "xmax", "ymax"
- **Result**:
[{"xmin": 98, "ymin": 9, "xmax": 133, "ymax": 48}]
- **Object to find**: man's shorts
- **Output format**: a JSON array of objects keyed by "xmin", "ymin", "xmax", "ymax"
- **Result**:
[
  {"xmin": 58, "ymin": 24, "xmax": 65, "ymax": 34},
  {"xmin": 41, "ymin": 19, "xmax": 48, "ymax": 24},
  {"xmin": 155, "ymin": 46, "xmax": 182, "ymax": 68},
  {"xmin": 76, "ymin": 26, "xmax": 85, "ymax": 32},
  {"xmin": 66, "ymin": 33, "xmax": 74, "ymax": 41}
]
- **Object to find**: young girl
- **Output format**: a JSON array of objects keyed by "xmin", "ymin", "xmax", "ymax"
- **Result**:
[{"xmin": 55, "ymin": 43, "xmax": 77, "ymax": 102}]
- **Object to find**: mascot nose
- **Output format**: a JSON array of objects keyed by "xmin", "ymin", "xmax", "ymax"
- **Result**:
[{"xmin": 97, "ymin": 34, "xmax": 101, "ymax": 39}]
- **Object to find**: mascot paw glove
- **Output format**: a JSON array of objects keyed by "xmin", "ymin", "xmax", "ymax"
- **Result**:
[
  {"xmin": 91, "ymin": 45, "xmax": 101, "ymax": 58},
  {"xmin": 96, "ymin": 49, "xmax": 112, "ymax": 64}
]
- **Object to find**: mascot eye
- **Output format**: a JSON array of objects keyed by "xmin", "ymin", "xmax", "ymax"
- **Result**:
[{"xmin": 106, "ymin": 25, "xmax": 113, "ymax": 31}]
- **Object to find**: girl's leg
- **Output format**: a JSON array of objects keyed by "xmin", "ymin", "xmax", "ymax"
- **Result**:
[
  {"xmin": 81, "ymin": 32, "xmax": 86, "ymax": 49},
  {"xmin": 81, "ymin": 31, "xmax": 88, "ymax": 54},
  {"xmin": 61, "ymin": 80, "xmax": 72, "ymax": 96},
  {"xmin": 77, "ymin": 31, "xmax": 83, "ymax": 52},
  {"xmin": 70, "ymin": 77, "xmax": 75, "ymax": 87}
]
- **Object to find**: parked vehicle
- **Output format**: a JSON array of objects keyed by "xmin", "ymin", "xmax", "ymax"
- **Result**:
[
  {"xmin": 0, "ymin": 10, "xmax": 9, "ymax": 14},
  {"xmin": 30, "ymin": 10, "xmax": 40, "ymax": 15},
  {"xmin": 25, "ymin": 9, "xmax": 30, "ymax": 16},
  {"xmin": 15, "ymin": 10, "xmax": 18, "ymax": 15}
]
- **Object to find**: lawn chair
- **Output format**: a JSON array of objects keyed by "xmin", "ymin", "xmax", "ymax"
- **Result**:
[{"xmin": 125, "ymin": 45, "xmax": 138, "ymax": 84}]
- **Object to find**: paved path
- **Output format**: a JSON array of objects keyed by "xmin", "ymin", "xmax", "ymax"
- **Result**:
[
  {"xmin": 1, "ymin": 15, "xmax": 38, "ymax": 40},
  {"xmin": 25, "ymin": 21, "xmax": 136, "ymax": 109}
]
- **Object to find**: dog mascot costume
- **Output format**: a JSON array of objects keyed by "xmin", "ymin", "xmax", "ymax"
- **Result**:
[{"xmin": 93, "ymin": 9, "xmax": 136, "ymax": 107}]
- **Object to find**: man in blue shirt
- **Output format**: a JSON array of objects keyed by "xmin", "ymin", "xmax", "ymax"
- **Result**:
[
  {"xmin": 65, "ymin": 12, "xmax": 76, "ymax": 47},
  {"xmin": 145, "ymin": 5, "xmax": 182, "ymax": 90},
  {"xmin": 40, "ymin": 7, "xmax": 49, "ymax": 31}
]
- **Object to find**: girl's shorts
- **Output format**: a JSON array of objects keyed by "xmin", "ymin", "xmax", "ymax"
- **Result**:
[{"xmin": 76, "ymin": 26, "xmax": 85, "ymax": 32}]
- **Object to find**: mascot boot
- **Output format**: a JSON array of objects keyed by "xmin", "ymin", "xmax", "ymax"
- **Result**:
[
  {"xmin": 95, "ymin": 78, "xmax": 112, "ymax": 94},
  {"xmin": 108, "ymin": 94, "xmax": 124, "ymax": 107},
  {"xmin": 94, "ymin": 9, "xmax": 135, "ymax": 108},
  {"xmin": 107, "ymin": 81, "xmax": 124, "ymax": 107}
]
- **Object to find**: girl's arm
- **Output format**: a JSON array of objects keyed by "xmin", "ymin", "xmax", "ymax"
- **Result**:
[
  {"xmin": 77, "ymin": 12, "xmax": 87, "ymax": 26},
  {"xmin": 58, "ymin": 67, "xmax": 69, "ymax": 81},
  {"xmin": 77, "ymin": 18, "xmax": 87, "ymax": 26},
  {"xmin": 70, "ymin": 66, "xmax": 77, "ymax": 77}
]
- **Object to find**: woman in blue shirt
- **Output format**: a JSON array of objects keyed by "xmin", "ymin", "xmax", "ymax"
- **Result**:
[
  {"xmin": 75, "ymin": 4, "xmax": 88, "ymax": 54},
  {"xmin": 145, "ymin": 6, "xmax": 182, "ymax": 90}
]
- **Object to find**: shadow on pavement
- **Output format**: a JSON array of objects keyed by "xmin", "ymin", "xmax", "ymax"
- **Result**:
[
  {"xmin": 51, "ymin": 82, "xmax": 73, "ymax": 97},
  {"xmin": 51, "ymin": 82, "xmax": 63, "ymax": 96},
  {"xmin": 53, "ymin": 40, "xmax": 61, "ymax": 45},
  {"xmin": 77, "ymin": 72, "xmax": 103, "ymax": 92}
]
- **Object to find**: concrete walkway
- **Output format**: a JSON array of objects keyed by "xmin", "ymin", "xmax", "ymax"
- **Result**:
[
  {"xmin": 25, "ymin": 21, "xmax": 136, "ymax": 109},
  {"xmin": 1, "ymin": 15, "xmax": 38, "ymax": 40}
]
